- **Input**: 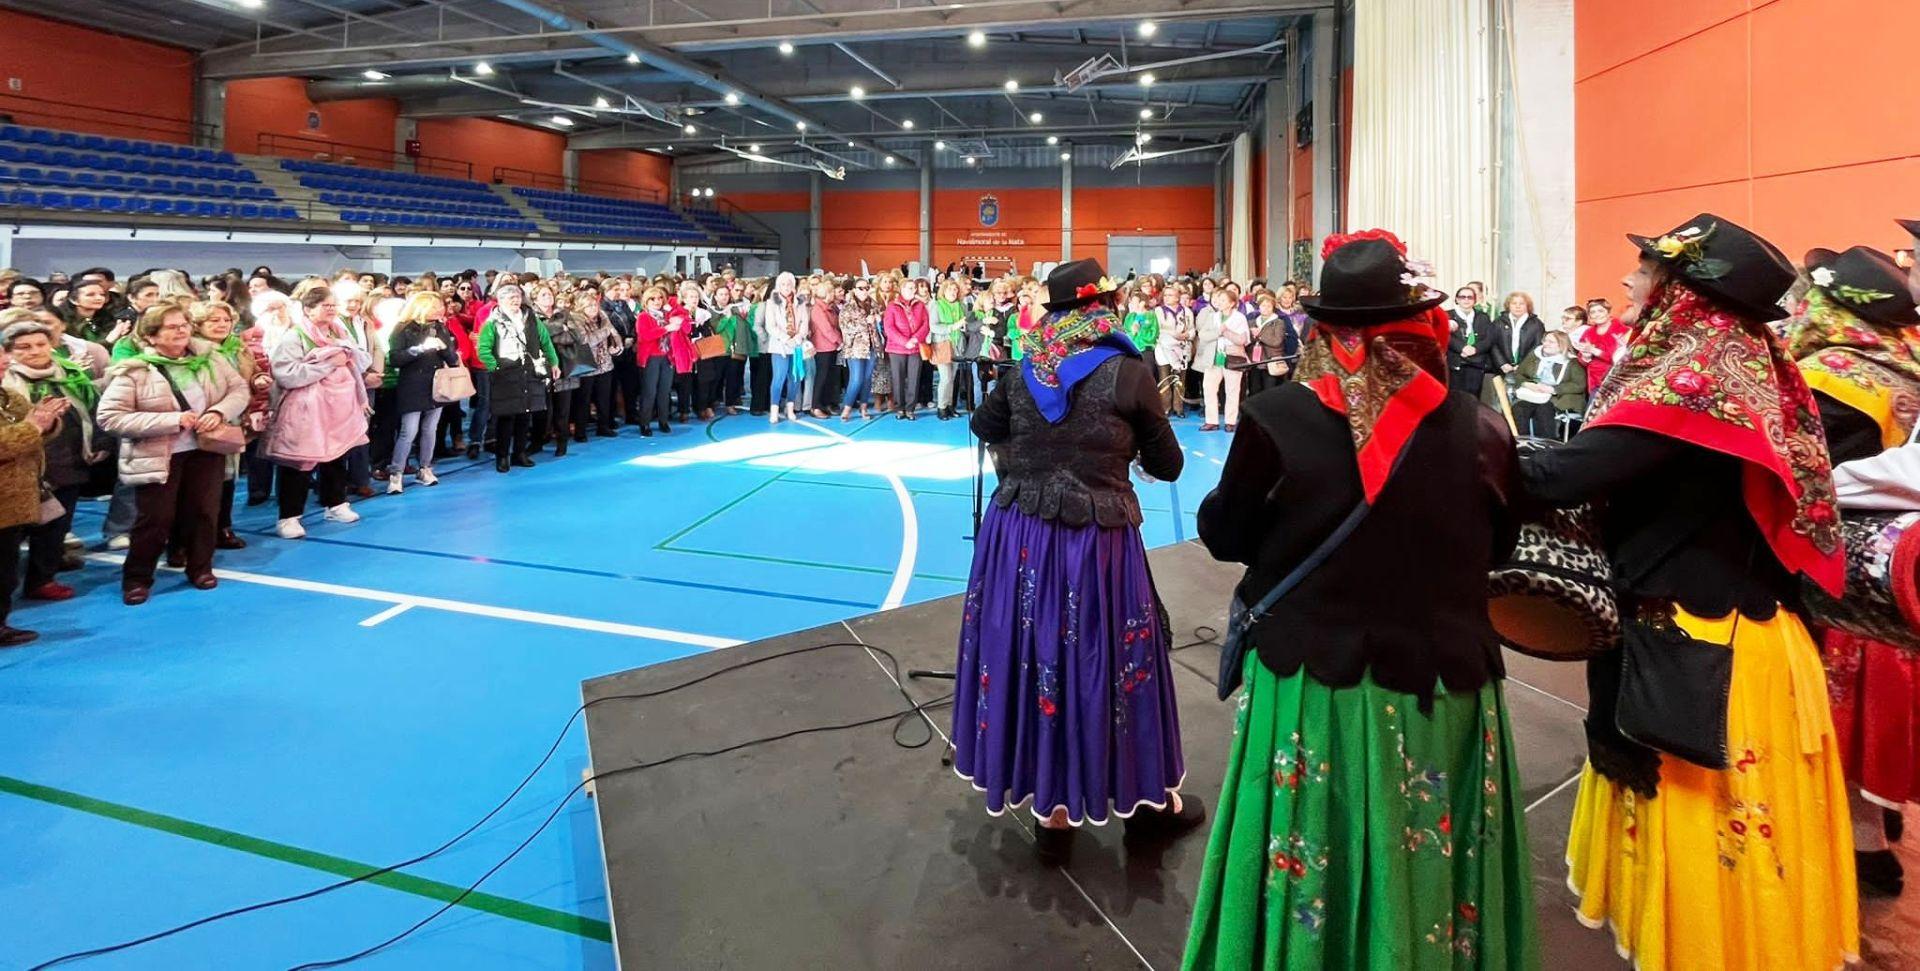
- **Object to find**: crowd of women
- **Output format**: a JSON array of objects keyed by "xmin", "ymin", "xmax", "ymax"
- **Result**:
[{"xmin": 949, "ymin": 217, "xmax": 1920, "ymax": 971}]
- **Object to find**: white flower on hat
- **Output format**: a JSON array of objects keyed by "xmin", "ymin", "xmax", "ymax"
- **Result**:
[{"xmin": 1810, "ymin": 266, "xmax": 1836, "ymax": 288}]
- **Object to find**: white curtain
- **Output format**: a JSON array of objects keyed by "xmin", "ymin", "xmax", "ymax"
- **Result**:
[
  {"xmin": 1230, "ymin": 132, "xmax": 1254, "ymax": 282},
  {"xmin": 1346, "ymin": 0, "xmax": 1496, "ymax": 290}
]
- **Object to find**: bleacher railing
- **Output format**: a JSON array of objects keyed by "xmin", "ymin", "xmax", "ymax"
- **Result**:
[
  {"xmin": 490, "ymin": 166, "xmax": 666, "ymax": 205},
  {"xmin": 0, "ymin": 93, "xmax": 213, "ymax": 146},
  {"xmin": 256, "ymin": 132, "xmax": 474, "ymax": 181}
]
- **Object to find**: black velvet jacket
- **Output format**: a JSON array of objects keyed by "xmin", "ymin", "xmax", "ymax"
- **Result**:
[
  {"xmin": 1198, "ymin": 385, "xmax": 1519, "ymax": 710},
  {"xmin": 971, "ymin": 354, "xmax": 1183, "ymax": 527}
]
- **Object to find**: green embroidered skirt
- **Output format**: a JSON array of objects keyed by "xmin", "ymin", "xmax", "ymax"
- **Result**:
[{"xmin": 1182, "ymin": 654, "xmax": 1540, "ymax": 971}]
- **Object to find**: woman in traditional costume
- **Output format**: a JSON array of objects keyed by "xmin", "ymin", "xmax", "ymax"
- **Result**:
[
  {"xmin": 1184, "ymin": 231, "xmax": 1539, "ymax": 970},
  {"xmin": 949, "ymin": 258, "xmax": 1199, "ymax": 863},
  {"xmin": 1522, "ymin": 214, "xmax": 1857, "ymax": 970},
  {"xmin": 1784, "ymin": 241, "xmax": 1920, "ymax": 897}
]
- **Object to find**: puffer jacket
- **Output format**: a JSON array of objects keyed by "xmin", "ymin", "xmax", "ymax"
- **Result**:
[{"xmin": 95, "ymin": 339, "xmax": 248, "ymax": 485}]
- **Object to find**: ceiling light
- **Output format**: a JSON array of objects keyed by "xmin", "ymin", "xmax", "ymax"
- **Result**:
[
  {"xmin": 1139, "ymin": 72, "xmax": 1155, "ymax": 87},
  {"xmin": 237, "ymin": 0, "xmax": 263, "ymax": 7},
  {"xmin": 665, "ymin": 145, "xmax": 673, "ymax": 151},
  {"xmin": 706, "ymin": 188, "xmax": 716, "ymax": 197},
  {"xmin": 850, "ymin": 85, "xmax": 865, "ymax": 100},
  {"xmin": 1136, "ymin": 133, "xmax": 1153, "ymax": 144},
  {"xmin": 1138, "ymin": 21, "xmax": 1157, "ymax": 37},
  {"xmin": 1140, "ymin": 107, "xmax": 1154, "ymax": 119},
  {"xmin": 748, "ymin": 143, "xmax": 761, "ymax": 152},
  {"xmin": 1046, "ymin": 135, "xmax": 1058, "ymax": 145},
  {"xmin": 1028, "ymin": 112, "xmax": 1042, "ymax": 124},
  {"xmin": 901, "ymin": 119, "xmax": 914, "ymax": 129},
  {"xmin": 550, "ymin": 115, "xmax": 574, "ymax": 127},
  {"xmin": 473, "ymin": 61, "xmax": 493, "ymax": 76},
  {"xmin": 847, "ymin": 140, "xmax": 856, "ymax": 147},
  {"xmin": 778, "ymin": 41, "xmax": 794, "ymax": 55},
  {"xmin": 964, "ymin": 156, "xmax": 976, "ymax": 166},
  {"xmin": 683, "ymin": 123, "xmax": 697, "ymax": 134},
  {"xmin": 967, "ymin": 30, "xmax": 986, "ymax": 47},
  {"xmin": 361, "ymin": 69, "xmax": 389, "ymax": 81},
  {"xmin": 724, "ymin": 92, "xmax": 740, "ymax": 105},
  {"xmin": 626, "ymin": 52, "xmax": 641, "ymax": 64},
  {"xmin": 1060, "ymin": 151, "xmax": 1071, "ymax": 161},
  {"xmin": 594, "ymin": 96, "xmax": 611, "ymax": 109},
  {"xmin": 884, "ymin": 156, "xmax": 895, "ymax": 165},
  {"xmin": 933, "ymin": 140, "xmax": 946, "ymax": 150},
  {"xmin": 1003, "ymin": 79, "xmax": 1018, "ymax": 92}
]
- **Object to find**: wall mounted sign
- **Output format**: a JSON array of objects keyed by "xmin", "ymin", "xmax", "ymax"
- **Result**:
[{"xmin": 977, "ymin": 193, "xmax": 1000, "ymax": 228}]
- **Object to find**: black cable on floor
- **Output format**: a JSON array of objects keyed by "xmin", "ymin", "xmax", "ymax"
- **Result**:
[{"xmin": 26, "ymin": 641, "xmax": 948, "ymax": 971}]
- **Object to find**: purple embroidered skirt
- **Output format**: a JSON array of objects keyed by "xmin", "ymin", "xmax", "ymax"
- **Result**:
[{"xmin": 950, "ymin": 502, "xmax": 1185, "ymax": 824}]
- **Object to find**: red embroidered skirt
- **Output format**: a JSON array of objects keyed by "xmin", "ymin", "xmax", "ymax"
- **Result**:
[{"xmin": 1824, "ymin": 628, "xmax": 1920, "ymax": 807}]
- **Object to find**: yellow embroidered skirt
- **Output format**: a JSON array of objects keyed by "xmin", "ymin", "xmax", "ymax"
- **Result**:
[{"xmin": 1565, "ymin": 606, "xmax": 1859, "ymax": 970}]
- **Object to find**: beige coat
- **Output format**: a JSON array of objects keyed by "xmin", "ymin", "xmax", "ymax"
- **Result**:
[{"xmin": 95, "ymin": 338, "xmax": 248, "ymax": 486}]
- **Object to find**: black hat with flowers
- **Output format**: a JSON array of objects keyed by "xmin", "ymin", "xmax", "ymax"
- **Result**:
[
  {"xmin": 1898, "ymin": 217, "xmax": 1920, "ymax": 242},
  {"xmin": 1803, "ymin": 245, "xmax": 1917, "ymax": 328},
  {"xmin": 1042, "ymin": 259, "xmax": 1120, "ymax": 312},
  {"xmin": 1299, "ymin": 230, "xmax": 1446, "ymax": 326},
  {"xmin": 1627, "ymin": 213, "xmax": 1795, "ymax": 322}
]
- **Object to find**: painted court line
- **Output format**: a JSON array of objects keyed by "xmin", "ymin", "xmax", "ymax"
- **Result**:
[
  {"xmin": 358, "ymin": 603, "xmax": 415, "ymax": 627},
  {"xmin": 86, "ymin": 554, "xmax": 741, "ymax": 650},
  {"xmin": 0, "ymin": 774, "xmax": 610, "ymax": 943},
  {"xmin": 1525, "ymin": 770, "xmax": 1584, "ymax": 814},
  {"xmin": 796, "ymin": 418, "xmax": 918, "ymax": 610}
]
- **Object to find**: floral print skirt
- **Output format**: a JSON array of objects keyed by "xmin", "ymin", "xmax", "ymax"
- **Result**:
[
  {"xmin": 949, "ymin": 503, "xmax": 1184, "ymax": 824},
  {"xmin": 1566, "ymin": 606, "xmax": 1859, "ymax": 971},
  {"xmin": 1823, "ymin": 628, "xmax": 1920, "ymax": 808},
  {"xmin": 1183, "ymin": 656, "xmax": 1538, "ymax": 971}
]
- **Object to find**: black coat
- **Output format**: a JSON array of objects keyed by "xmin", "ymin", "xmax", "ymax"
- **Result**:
[
  {"xmin": 1490, "ymin": 313, "xmax": 1545, "ymax": 373},
  {"xmin": 389, "ymin": 321, "xmax": 461, "ymax": 414},
  {"xmin": 1445, "ymin": 309, "xmax": 1496, "ymax": 395},
  {"xmin": 1199, "ymin": 386, "xmax": 1519, "ymax": 710}
]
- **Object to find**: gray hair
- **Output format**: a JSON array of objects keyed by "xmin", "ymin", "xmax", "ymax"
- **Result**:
[{"xmin": 2, "ymin": 320, "xmax": 55, "ymax": 348}]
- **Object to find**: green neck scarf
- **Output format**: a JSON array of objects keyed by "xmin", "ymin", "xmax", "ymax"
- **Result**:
[
  {"xmin": 15, "ymin": 357, "xmax": 99, "ymax": 411},
  {"xmin": 214, "ymin": 333, "xmax": 245, "ymax": 362},
  {"xmin": 134, "ymin": 349, "xmax": 215, "ymax": 380}
]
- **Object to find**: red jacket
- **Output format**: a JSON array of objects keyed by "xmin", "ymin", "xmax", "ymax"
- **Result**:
[
  {"xmin": 662, "ymin": 299, "xmax": 700, "ymax": 373},
  {"xmin": 634, "ymin": 308, "xmax": 670, "ymax": 367},
  {"xmin": 882, "ymin": 298, "xmax": 930, "ymax": 354},
  {"xmin": 449, "ymin": 303, "xmax": 483, "ymax": 369}
]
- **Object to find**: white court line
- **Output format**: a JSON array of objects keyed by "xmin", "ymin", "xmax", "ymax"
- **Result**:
[
  {"xmin": 1525, "ymin": 771, "xmax": 1584, "ymax": 814},
  {"xmin": 1508, "ymin": 675, "xmax": 1590, "ymax": 715},
  {"xmin": 86, "ymin": 554, "xmax": 741, "ymax": 650},
  {"xmin": 358, "ymin": 602, "xmax": 414, "ymax": 627},
  {"xmin": 796, "ymin": 419, "xmax": 918, "ymax": 610}
]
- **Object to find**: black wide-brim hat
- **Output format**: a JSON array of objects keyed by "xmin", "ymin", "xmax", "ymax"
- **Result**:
[
  {"xmin": 1628, "ymin": 213, "xmax": 1795, "ymax": 322},
  {"xmin": 1804, "ymin": 245, "xmax": 1918, "ymax": 328},
  {"xmin": 1298, "ymin": 237, "xmax": 1446, "ymax": 326},
  {"xmin": 1898, "ymin": 217, "xmax": 1920, "ymax": 241},
  {"xmin": 1043, "ymin": 258, "xmax": 1119, "ymax": 311}
]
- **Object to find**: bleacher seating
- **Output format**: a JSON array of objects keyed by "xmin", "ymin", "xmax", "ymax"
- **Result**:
[
  {"xmin": 509, "ymin": 186, "xmax": 708, "ymax": 242},
  {"xmin": 282, "ymin": 160, "xmax": 538, "ymax": 234},
  {"xmin": 0, "ymin": 124, "xmax": 296, "ymax": 221},
  {"xmin": 682, "ymin": 208, "xmax": 761, "ymax": 248}
]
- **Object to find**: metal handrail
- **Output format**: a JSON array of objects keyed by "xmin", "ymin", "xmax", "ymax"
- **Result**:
[
  {"xmin": 0, "ymin": 92, "xmax": 213, "ymax": 146},
  {"xmin": 490, "ymin": 166, "xmax": 666, "ymax": 205},
  {"xmin": 255, "ymin": 132, "xmax": 474, "ymax": 181}
]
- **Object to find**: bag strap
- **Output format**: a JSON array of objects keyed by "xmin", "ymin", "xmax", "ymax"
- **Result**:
[{"xmin": 153, "ymin": 365, "xmax": 193, "ymax": 412}]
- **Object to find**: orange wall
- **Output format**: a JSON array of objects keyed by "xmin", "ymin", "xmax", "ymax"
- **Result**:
[
  {"xmin": 1072, "ymin": 186, "xmax": 1215, "ymax": 273},
  {"xmin": 727, "ymin": 191, "xmax": 808, "ymax": 212},
  {"xmin": 224, "ymin": 77, "xmax": 398, "ymax": 156},
  {"xmin": 1574, "ymin": 0, "xmax": 1920, "ymax": 300},
  {"xmin": 577, "ymin": 149, "xmax": 672, "ymax": 199},
  {"xmin": 414, "ymin": 116, "xmax": 566, "ymax": 183},
  {"xmin": 0, "ymin": 12, "xmax": 194, "ymax": 142},
  {"xmin": 821, "ymin": 189, "xmax": 918, "ymax": 271}
]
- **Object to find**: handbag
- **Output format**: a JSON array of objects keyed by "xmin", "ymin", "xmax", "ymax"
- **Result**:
[
  {"xmin": 553, "ymin": 331, "xmax": 594, "ymax": 379},
  {"xmin": 432, "ymin": 364, "xmax": 476, "ymax": 403},
  {"xmin": 156, "ymin": 368, "xmax": 246, "ymax": 455},
  {"xmin": 695, "ymin": 334, "xmax": 729, "ymax": 360},
  {"xmin": 929, "ymin": 340, "xmax": 954, "ymax": 366},
  {"xmin": 1614, "ymin": 607, "xmax": 1736, "ymax": 770},
  {"xmin": 1217, "ymin": 497, "xmax": 1375, "ymax": 699}
]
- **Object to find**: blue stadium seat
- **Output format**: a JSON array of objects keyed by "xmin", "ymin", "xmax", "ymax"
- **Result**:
[
  {"xmin": 40, "ymin": 191, "xmax": 67, "ymax": 208},
  {"xmin": 238, "ymin": 203, "xmax": 260, "ymax": 219},
  {"xmin": 8, "ymin": 189, "xmax": 35, "ymax": 206},
  {"xmin": 51, "ymin": 132, "xmax": 78, "ymax": 148},
  {"xmin": 24, "ymin": 129, "xmax": 51, "ymax": 146},
  {"xmin": 193, "ymin": 201, "xmax": 216, "ymax": 217},
  {"xmin": 96, "ymin": 196, "xmax": 125, "ymax": 213},
  {"xmin": 105, "ymin": 138, "xmax": 130, "ymax": 154}
]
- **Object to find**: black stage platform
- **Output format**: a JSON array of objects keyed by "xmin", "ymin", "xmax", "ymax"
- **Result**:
[{"xmin": 581, "ymin": 540, "xmax": 1919, "ymax": 970}]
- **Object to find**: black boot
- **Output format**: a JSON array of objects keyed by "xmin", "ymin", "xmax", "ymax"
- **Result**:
[
  {"xmin": 658, "ymin": 421, "xmax": 672, "ymax": 434},
  {"xmin": 1889, "ymin": 807, "xmax": 1906, "ymax": 843},
  {"xmin": 512, "ymin": 453, "xmax": 536, "ymax": 468},
  {"xmin": 1858, "ymin": 849, "xmax": 1905, "ymax": 897},
  {"xmin": 495, "ymin": 455, "xmax": 510, "ymax": 473},
  {"xmin": 467, "ymin": 444, "xmax": 482, "ymax": 460}
]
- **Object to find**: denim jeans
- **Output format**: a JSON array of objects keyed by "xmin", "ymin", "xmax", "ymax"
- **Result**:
[
  {"xmin": 842, "ymin": 356, "xmax": 874, "ymax": 407},
  {"xmin": 767, "ymin": 354, "xmax": 798, "ymax": 410},
  {"xmin": 392, "ymin": 407, "xmax": 445, "ymax": 472},
  {"xmin": 102, "ymin": 481, "xmax": 137, "ymax": 541},
  {"xmin": 466, "ymin": 367, "xmax": 493, "ymax": 444}
]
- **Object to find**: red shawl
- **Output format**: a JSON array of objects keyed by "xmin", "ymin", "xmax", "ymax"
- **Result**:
[
  {"xmin": 1586, "ymin": 281, "xmax": 1845, "ymax": 595},
  {"xmin": 1293, "ymin": 307, "xmax": 1453, "ymax": 502}
]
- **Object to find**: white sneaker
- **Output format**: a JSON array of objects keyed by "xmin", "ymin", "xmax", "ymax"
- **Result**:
[
  {"xmin": 386, "ymin": 473, "xmax": 404, "ymax": 496},
  {"xmin": 275, "ymin": 517, "xmax": 307, "ymax": 539},
  {"xmin": 323, "ymin": 503, "xmax": 361, "ymax": 524},
  {"xmin": 768, "ymin": 412, "xmax": 780, "ymax": 425},
  {"xmin": 417, "ymin": 467, "xmax": 439, "ymax": 487},
  {"xmin": 106, "ymin": 534, "xmax": 130, "ymax": 550}
]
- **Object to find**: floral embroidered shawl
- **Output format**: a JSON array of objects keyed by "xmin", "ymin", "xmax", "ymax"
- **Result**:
[
  {"xmin": 1586, "ymin": 280, "xmax": 1844, "ymax": 595},
  {"xmin": 1785, "ymin": 287, "xmax": 1920, "ymax": 448},
  {"xmin": 1019, "ymin": 305, "xmax": 1139, "ymax": 423},
  {"xmin": 1292, "ymin": 307, "xmax": 1452, "ymax": 503}
]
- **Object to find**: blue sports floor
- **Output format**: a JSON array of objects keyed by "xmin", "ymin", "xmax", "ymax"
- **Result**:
[{"xmin": 0, "ymin": 409, "xmax": 1225, "ymax": 970}]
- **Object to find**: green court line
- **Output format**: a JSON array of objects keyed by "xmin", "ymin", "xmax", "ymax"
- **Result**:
[
  {"xmin": 657, "ymin": 417, "xmax": 884, "ymax": 552},
  {"xmin": 0, "ymin": 775, "xmax": 611, "ymax": 943},
  {"xmin": 781, "ymin": 476, "xmax": 1177, "ymax": 514},
  {"xmin": 657, "ymin": 544, "xmax": 970, "ymax": 584}
]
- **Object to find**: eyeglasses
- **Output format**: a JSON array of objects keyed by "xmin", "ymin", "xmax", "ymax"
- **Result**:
[{"xmin": 1455, "ymin": 293, "xmax": 1474, "ymax": 300}]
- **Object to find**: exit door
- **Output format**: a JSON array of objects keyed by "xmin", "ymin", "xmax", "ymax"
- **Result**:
[{"xmin": 1107, "ymin": 235, "xmax": 1178, "ymax": 279}]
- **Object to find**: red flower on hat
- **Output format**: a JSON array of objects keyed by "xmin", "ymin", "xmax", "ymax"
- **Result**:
[
  {"xmin": 1321, "ymin": 227, "xmax": 1408, "ymax": 259},
  {"xmin": 1075, "ymin": 283, "xmax": 1099, "ymax": 299}
]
